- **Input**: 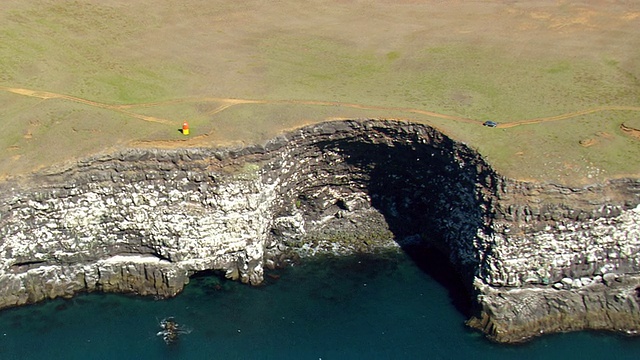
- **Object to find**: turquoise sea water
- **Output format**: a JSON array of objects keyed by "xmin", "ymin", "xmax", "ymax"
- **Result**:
[{"xmin": 1, "ymin": 252, "xmax": 639, "ymax": 360}]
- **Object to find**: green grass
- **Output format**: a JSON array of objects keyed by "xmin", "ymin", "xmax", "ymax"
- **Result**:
[
  {"xmin": 437, "ymin": 111, "xmax": 640, "ymax": 182},
  {"xmin": 203, "ymin": 102, "xmax": 406, "ymax": 145},
  {"xmin": 260, "ymin": 35, "xmax": 639, "ymax": 123},
  {"xmin": 0, "ymin": 2, "xmax": 185, "ymax": 104},
  {"xmin": 0, "ymin": 1, "xmax": 639, "ymax": 184},
  {"xmin": 0, "ymin": 91, "xmax": 174, "ymax": 177}
]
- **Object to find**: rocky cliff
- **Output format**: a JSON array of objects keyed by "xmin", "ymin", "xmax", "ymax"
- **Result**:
[
  {"xmin": 469, "ymin": 179, "xmax": 640, "ymax": 342},
  {"xmin": 0, "ymin": 119, "xmax": 638, "ymax": 342}
]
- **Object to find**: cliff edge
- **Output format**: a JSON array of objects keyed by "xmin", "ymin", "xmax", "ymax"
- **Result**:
[{"xmin": 0, "ymin": 119, "xmax": 638, "ymax": 343}]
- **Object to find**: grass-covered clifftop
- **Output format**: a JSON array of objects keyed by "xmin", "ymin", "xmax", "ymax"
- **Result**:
[{"xmin": 1, "ymin": 0, "xmax": 639, "ymax": 184}]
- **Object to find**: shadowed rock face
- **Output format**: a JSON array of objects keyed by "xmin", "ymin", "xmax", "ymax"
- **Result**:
[{"xmin": 0, "ymin": 119, "xmax": 639, "ymax": 343}]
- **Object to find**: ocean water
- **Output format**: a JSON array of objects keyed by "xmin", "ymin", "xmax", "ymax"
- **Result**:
[{"xmin": 0, "ymin": 251, "xmax": 638, "ymax": 360}]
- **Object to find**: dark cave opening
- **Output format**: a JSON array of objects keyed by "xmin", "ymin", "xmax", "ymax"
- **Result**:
[
  {"xmin": 189, "ymin": 269, "xmax": 223, "ymax": 280},
  {"xmin": 402, "ymin": 244, "xmax": 475, "ymax": 317},
  {"xmin": 304, "ymin": 125, "xmax": 496, "ymax": 318}
]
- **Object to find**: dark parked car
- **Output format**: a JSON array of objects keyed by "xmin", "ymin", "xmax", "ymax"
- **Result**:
[{"xmin": 483, "ymin": 120, "xmax": 498, "ymax": 127}]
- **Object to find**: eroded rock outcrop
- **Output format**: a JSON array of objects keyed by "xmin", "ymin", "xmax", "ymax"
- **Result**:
[
  {"xmin": 0, "ymin": 119, "xmax": 638, "ymax": 342},
  {"xmin": 470, "ymin": 179, "xmax": 640, "ymax": 342}
]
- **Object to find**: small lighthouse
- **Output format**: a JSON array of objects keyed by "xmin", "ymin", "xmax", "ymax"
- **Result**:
[{"xmin": 182, "ymin": 121, "xmax": 190, "ymax": 135}]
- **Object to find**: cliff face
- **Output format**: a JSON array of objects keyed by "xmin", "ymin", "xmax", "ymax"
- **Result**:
[
  {"xmin": 471, "ymin": 180, "xmax": 640, "ymax": 342},
  {"xmin": 0, "ymin": 119, "xmax": 638, "ymax": 342}
]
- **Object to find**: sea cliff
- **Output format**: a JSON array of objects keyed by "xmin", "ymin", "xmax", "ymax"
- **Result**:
[{"xmin": 0, "ymin": 119, "xmax": 638, "ymax": 342}]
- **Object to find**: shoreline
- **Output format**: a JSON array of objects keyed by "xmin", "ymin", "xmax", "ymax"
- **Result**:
[{"xmin": 0, "ymin": 119, "xmax": 639, "ymax": 342}]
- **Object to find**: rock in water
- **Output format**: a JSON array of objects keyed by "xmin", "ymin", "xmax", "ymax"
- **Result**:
[{"xmin": 157, "ymin": 317, "xmax": 190, "ymax": 345}]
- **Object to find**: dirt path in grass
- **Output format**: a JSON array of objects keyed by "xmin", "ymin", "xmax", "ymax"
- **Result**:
[
  {"xmin": 112, "ymin": 95, "xmax": 479, "ymax": 123},
  {"xmin": 0, "ymin": 86, "xmax": 479, "ymax": 124},
  {"xmin": 497, "ymin": 106, "xmax": 640, "ymax": 128},
  {"xmin": 2, "ymin": 86, "xmax": 640, "ymax": 130},
  {"xmin": 0, "ymin": 87, "xmax": 175, "ymax": 125}
]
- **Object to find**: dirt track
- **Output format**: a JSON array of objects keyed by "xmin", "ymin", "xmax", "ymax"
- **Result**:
[
  {"xmin": 497, "ymin": 105, "xmax": 640, "ymax": 128},
  {"xmin": 0, "ymin": 87, "xmax": 174, "ymax": 125},
  {"xmin": 3, "ymin": 86, "xmax": 638, "ymax": 131}
]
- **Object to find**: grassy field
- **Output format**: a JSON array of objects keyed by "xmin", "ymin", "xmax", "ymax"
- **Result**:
[{"xmin": 1, "ymin": 0, "xmax": 639, "ymax": 184}]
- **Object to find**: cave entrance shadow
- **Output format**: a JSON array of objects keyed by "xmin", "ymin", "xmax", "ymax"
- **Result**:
[
  {"xmin": 312, "ymin": 124, "xmax": 497, "ymax": 318},
  {"xmin": 402, "ymin": 244, "xmax": 474, "ymax": 317}
]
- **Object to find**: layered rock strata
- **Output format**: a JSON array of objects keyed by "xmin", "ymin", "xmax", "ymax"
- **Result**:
[
  {"xmin": 470, "ymin": 179, "xmax": 640, "ymax": 342},
  {"xmin": 0, "ymin": 119, "xmax": 638, "ymax": 342}
]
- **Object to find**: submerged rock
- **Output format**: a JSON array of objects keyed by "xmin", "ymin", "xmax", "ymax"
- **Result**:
[{"xmin": 157, "ymin": 317, "xmax": 191, "ymax": 345}]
